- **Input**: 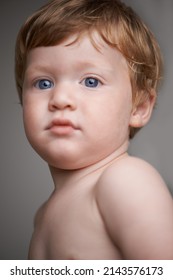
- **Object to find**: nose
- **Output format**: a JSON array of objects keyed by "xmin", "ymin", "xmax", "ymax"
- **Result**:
[{"xmin": 48, "ymin": 83, "xmax": 77, "ymax": 111}]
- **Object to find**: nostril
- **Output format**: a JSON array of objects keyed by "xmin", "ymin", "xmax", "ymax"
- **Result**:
[
  {"xmin": 48, "ymin": 102, "xmax": 58, "ymax": 111},
  {"xmin": 48, "ymin": 93, "xmax": 77, "ymax": 111}
]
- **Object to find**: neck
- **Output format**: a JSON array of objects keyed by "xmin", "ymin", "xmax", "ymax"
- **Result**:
[{"xmin": 49, "ymin": 143, "xmax": 129, "ymax": 190}]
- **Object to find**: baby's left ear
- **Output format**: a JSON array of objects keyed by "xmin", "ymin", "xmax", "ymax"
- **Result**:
[{"xmin": 129, "ymin": 90, "xmax": 156, "ymax": 128}]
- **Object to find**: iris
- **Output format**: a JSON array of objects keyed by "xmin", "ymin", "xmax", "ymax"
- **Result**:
[
  {"xmin": 84, "ymin": 77, "xmax": 99, "ymax": 88},
  {"xmin": 36, "ymin": 79, "xmax": 53, "ymax": 90}
]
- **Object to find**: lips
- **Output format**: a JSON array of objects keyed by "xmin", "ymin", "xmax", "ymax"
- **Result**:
[{"xmin": 47, "ymin": 119, "xmax": 78, "ymax": 135}]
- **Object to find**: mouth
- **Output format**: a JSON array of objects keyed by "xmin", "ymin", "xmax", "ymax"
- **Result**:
[{"xmin": 47, "ymin": 119, "xmax": 78, "ymax": 136}]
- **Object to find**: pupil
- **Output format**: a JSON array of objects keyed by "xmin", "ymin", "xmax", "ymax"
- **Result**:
[{"xmin": 40, "ymin": 80, "xmax": 50, "ymax": 89}]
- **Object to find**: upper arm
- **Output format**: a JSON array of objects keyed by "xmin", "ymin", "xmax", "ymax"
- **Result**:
[
  {"xmin": 96, "ymin": 157, "xmax": 173, "ymax": 259},
  {"xmin": 33, "ymin": 201, "xmax": 47, "ymax": 228}
]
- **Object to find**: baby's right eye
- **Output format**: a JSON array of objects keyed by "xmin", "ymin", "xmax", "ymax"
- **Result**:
[{"xmin": 35, "ymin": 79, "xmax": 54, "ymax": 90}]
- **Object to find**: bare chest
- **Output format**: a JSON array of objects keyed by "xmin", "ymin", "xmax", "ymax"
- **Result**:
[{"xmin": 28, "ymin": 184, "xmax": 121, "ymax": 260}]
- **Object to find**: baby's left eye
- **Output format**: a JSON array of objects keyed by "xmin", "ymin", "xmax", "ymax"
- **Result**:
[{"xmin": 82, "ymin": 77, "xmax": 101, "ymax": 88}]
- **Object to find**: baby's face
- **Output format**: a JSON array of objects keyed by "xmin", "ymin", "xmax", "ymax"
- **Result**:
[{"xmin": 23, "ymin": 32, "xmax": 133, "ymax": 169}]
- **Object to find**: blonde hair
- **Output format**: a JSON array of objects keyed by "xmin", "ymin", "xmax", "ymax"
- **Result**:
[{"xmin": 15, "ymin": 0, "xmax": 163, "ymax": 138}]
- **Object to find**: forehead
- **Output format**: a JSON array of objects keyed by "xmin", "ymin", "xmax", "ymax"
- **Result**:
[{"xmin": 25, "ymin": 32, "xmax": 129, "ymax": 75}]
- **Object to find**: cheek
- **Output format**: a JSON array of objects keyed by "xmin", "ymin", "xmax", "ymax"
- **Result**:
[
  {"xmin": 93, "ymin": 95, "xmax": 132, "ymax": 128},
  {"xmin": 96, "ymin": 94, "xmax": 132, "ymax": 142},
  {"xmin": 23, "ymin": 109, "xmax": 34, "ymax": 142},
  {"xmin": 83, "ymin": 104, "xmax": 129, "ymax": 152},
  {"xmin": 23, "ymin": 95, "xmax": 45, "ymax": 125},
  {"xmin": 22, "ymin": 100, "xmax": 40, "ymax": 139}
]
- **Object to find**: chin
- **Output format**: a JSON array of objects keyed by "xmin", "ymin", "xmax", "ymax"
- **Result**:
[
  {"xmin": 47, "ymin": 153, "xmax": 104, "ymax": 170},
  {"xmin": 42, "ymin": 154, "xmax": 86, "ymax": 170}
]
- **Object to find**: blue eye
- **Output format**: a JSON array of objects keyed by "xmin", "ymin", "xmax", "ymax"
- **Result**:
[
  {"xmin": 84, "ymin": 77, "xmax": 100, "ymax": 88},
  {"xmin": 35, "ymin": 79, "xmax": 54, "ymax": 90}
]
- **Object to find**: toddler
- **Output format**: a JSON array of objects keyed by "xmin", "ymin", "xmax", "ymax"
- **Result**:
[{"xmin": 15, "ymin": 0, "xmax": 173, "ymax": 259}]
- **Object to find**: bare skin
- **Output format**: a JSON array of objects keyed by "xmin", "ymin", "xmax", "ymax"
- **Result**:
[
  {"xmin": 28, "ymin": 152, "xmax": 173, "ymax": 260},
  {"xmin": 23, "ymin": 33, "xmax": 173, "ymax": 260},
  {"xmin": 28, "ymin": 151, "xmax": 127, "ymax": 260}
]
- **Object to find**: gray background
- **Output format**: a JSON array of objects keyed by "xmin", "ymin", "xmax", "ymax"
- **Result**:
[{"xmin": 0, "ymin": 0, "xmax": 173, "ymax": 260}]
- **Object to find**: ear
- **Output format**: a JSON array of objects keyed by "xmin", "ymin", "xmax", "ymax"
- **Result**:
[{"xmin": 129, "ymin": 91, "xmax": 156, "ymax": 128}]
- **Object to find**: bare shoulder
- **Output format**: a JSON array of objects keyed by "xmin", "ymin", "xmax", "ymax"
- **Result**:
[
  {"xmin": 96, "ymin": 155, "xmax": 173, "ymax": 259},
  {"xmin": 96, "ymin": 155, "xmax": 172, "ymax": 200}
]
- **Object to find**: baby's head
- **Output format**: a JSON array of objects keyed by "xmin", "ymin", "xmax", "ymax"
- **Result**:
[{"xmin": 15, "ymin": 0, "xmax": 162, "ymax": 138}]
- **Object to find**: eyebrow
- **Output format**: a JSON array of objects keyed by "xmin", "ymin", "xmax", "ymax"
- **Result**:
[
  {"xmin": 25, "ymin": 60, "xmax": 114, "ymax": 79},
  {"xmin": 73, "ymin": 61, "xmax": 114, "ymax": 74},
  {"xmin": 25, "ymin": 62, "xmax": 94, "ymax": 73},
  {"xmin": 25, "ymin": 64, "xmax": 51, "ymax": 75},
  {"xmin": 75, "ymin": 61, "xmax": 97, "ymax": 69}
]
